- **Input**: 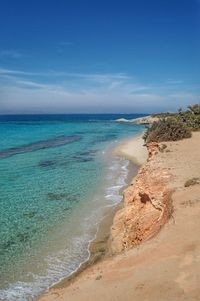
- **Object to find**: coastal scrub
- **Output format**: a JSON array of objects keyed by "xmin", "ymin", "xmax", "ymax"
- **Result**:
[
  {"xmin": 144, "ymin": 103, "xmax": 200, "ymax": 143},
  {"xmin": 143, "ymin": 118, "xmax": 191, "ymax": 143}
]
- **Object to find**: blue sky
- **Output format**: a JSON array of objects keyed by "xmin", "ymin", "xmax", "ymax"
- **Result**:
[{"xmin": 0, "ymin": 0, "xmax": 200, "ymax": 114}]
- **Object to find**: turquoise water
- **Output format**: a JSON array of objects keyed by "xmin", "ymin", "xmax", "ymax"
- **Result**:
[{"xmin": 0, "ymin": 114, "xmax": 144, "ymax": 300}]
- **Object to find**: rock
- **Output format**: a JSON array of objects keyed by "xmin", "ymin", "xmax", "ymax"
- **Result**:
[
  {"xmin": 110, "ymin": 142, "xmax": 173, "ymax": 253},
  {"xmin": 115, "ymin": 116, "xmax": 160, "ymax": 124},
  {"xmin": 115, "ymin": 118, "xmax": 130, "ymax": 122},
  {"xmin": 184, "ymin": 177, "xmax": 200, "ymax": 187},
  {"xmin": 132, "ymin": 116, "xmax": 160, "ymax": 124}
]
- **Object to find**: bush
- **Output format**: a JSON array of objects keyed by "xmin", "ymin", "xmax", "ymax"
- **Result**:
[
  {"xmin": 152, "ymin": 112, "xmax": 177, "ymax": 118},
  {"xmin": 143, "ymin": 118, "xmax": 192, "ymax": 143},
  {"xmin": 176, "ymin": 105, "xmax": 200, "ymax": 131},
  {"xmin": 152, "ymin": 104, "xmax": 200, "ymax": 132},
  {"xmin": 144, "ymin": 103, "xmax": 200, "ymax": 143},
  {"xmin": 188, "ymin": 104, "xmax": 200, "ymax": 115}
]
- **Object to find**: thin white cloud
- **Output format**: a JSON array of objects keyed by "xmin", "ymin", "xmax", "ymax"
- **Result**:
[
  {"xmin": 0, "ymin": 68, "xmax": 34, "ymax": 77},
  {"xmin": 166, "ymin": 80, "xmax": 184, "ymax": 85},
  {"xmin": 15, "ymin": 79, "xmax": 57, "ymax": 90},
  {"xmin": 0, "ymin": 67, "xmax": 199, "ymax": 114},
  {"xmin": 58, "ymin": 42, "xmax": 73, "ymax": 46},
  {"xmin": 0, "ymin": 85, "xmax": 198, "ymax": 114},
  {"xmin": 0, "ymin": 50, "xmax": 22, "ymax": 59},
  {"xmin": 0, "ymin": 68, "xmax": 131, "ymax": 81}
]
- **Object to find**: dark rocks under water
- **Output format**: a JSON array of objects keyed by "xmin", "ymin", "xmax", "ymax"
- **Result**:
[
  {"xmin": 38, "ymin": 160, "xmax": 57, "ymax": 168},
  {"xmin": 0, "ymin": 135, "xmax": 81, "ymax": 159},
  {"xmin": 72, "ymin": 149, "xmax": 97, "ymax": 163},
  {"xmin": 38, "ymin": 149, "xmax": 97, "ymax": 169},
  {"xmin": 72, "ymin": 156, "xmax": 93, "ymax": 163},
  {"xmin": 47, "ymin": 192, "xmax": 79, "ymax": 201},
  {"xmin": 92, "ymin": 134, "xmax": 117, "ymax": 144},
  {"xmin": 23, "ymin": 211, "xmax": 37, "ymax": 219},
  {"xmin": 0, "ymin": 228, "xmax": 37, "ymax": 254}
]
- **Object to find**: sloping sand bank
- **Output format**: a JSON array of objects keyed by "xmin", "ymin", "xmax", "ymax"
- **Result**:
[
  {"xmin": 38, "ymin": 132, "xmax": 200, "ymax": 301},
  {"xmin": 113, "ymin": 134, "xmax": 148, "ymax": 166}
]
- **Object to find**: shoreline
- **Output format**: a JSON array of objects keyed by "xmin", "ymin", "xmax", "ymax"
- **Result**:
[
  {"xmin": 52, "ymin": 201, "xmax": 122, "ymax": 290},
  {"xmin": 37, "ymin": 133, "xmax": 147, "ymax": 299},
  {"xmin": 113, "ymin": 133, "xmax": 148, "ymax": 166},
  {"xmin": 38, "ymin": 132, "xmax": 200, "ymax": 301}
]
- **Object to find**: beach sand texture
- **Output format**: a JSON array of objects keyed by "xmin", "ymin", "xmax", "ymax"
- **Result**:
[
  {"xmin": 113, "ymin": 134, "xmax": 148, "ymax": 166},
  {"xmin": 38, "ymin": 132, "xmax": 200, "ymax": 301}
]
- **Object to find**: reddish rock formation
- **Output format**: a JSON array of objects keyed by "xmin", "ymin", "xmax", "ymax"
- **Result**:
[{"xmin": 110, "ymin": 142, "xmax": 173, "ymax": 253}]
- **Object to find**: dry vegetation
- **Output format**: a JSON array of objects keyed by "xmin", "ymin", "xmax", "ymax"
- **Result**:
[{"xmin": 144, "ymin": 104, "xmax": 200, "ymax": 143}]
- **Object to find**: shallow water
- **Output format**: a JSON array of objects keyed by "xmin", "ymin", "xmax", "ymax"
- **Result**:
[{"xmin": 0, "ymin": 114, "xmax": 145, "ymax": 300}]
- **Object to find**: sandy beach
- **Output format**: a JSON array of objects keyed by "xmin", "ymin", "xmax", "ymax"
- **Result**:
[
  {"xmin": 113, "ymin": 134, "xmax": 148, "ymax": 166},
  {"xmin": 1, "ymin": 2, "xmax": 198, "ymax": 300},
  {"xmin": 38, "ymin": 132, "xmax": 200, "ymax": 301}
]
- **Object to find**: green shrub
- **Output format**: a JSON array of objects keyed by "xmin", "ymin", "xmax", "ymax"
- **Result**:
[
  {"xmin": 188, "ymin": 104, "xmax": 200, "ymax": 115},
  {"xmin": 152, "ymin": 104, "xmax": 200, "ymax": 131},
  {"xmin": 144, "ymin": 103, "xmax": 200, "ymax": 143},
  {"xmin": 152, "ymin": 112, "xmax": 176, "ymax": 118},
  {"xmin": 176, "ymin": 105, "xmax": 200, "ymax": 131},
  {"xmin": 143, "ymin": 118, "xmax": 192, "ymax": 143}
]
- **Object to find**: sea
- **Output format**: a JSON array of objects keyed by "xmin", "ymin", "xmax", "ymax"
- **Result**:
[{"xmin": 0, "ymin": 114, "xmax": 145, "ymax": 301}]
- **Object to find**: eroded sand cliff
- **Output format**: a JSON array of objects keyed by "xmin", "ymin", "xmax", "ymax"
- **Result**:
[{"xmin": 111, "ymin": 142, "xmax": 173, "ymax": 253}]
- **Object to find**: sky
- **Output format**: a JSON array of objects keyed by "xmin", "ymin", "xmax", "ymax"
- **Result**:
[{"xmin": 0, "ymin": 0, "xmax": 200, "ymax": 114}]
